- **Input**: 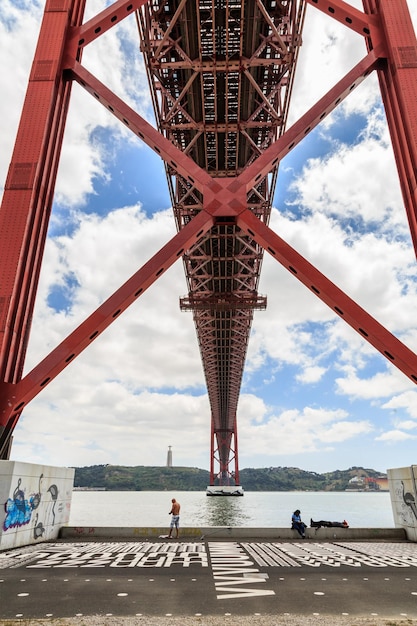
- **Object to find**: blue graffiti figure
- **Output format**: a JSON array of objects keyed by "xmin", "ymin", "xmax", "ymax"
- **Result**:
[{"xmin": 3, "ymin": 479, "xmax": 32, "ymax": 531}]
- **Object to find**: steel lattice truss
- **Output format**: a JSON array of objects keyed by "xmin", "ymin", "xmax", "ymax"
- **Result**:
[
  {"xmin": 0, "ymin": 0, "xmax": 416, "ymax": 486},
  {"xmin": 137, "ymin": 0, "xmax": 304, "ymax": 483}
]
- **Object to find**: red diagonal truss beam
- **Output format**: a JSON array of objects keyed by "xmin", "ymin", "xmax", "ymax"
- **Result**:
[
  {"xmin": 7, "ymin": 210, "xmax": 214, "ymax": 415},
  {"xmin": 237, "ymin": 209, "xmax": 417, "ymax": 381}
]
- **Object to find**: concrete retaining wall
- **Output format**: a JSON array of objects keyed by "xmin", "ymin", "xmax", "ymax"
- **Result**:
[
  {"xmin": 388, "ymin": 465, "xmax": 417, "ymax": 542},
  {"xmin": 0, "ymin": 460, "xmax": 74, "ymax": 550},
  {"xmin": 59, "ymin": 525, "xmax": 406, "ymax": 541}
]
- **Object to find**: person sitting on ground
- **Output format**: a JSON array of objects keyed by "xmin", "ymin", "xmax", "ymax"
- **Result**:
[{"xmin": 291, "ymin": 509, "xmax": 307, "ymax": 538}]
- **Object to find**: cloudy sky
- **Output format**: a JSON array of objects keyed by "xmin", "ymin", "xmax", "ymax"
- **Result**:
[{"xmin": 1, "ymin": 0, "xmax": 417, "ymax": 476}]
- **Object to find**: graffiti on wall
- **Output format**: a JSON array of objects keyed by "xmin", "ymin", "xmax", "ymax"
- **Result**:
[
  {"xmin": 391, "ymin": 479, "xmax": 417, "ymax": 526},
  {"xmin": 3, "ymin": 478, "xmax": 32, "ymax": 529},
  {"xmin": 3, "ymin": 473, "xmax": 59, "ymax": 539}
]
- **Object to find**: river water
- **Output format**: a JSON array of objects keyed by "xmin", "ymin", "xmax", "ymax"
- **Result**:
[{"xmin": 69, "ymin": 490, "xmax": 394, "ymax": 528}]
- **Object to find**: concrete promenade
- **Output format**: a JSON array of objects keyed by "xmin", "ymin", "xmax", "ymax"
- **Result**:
[{"xmin": 1, "ymin": 527, "xmax": 417, "ymax": 624}]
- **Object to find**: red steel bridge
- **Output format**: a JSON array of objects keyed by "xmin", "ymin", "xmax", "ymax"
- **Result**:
[{"xmin": 0, "ymin": 0, "xmax": 416, "ymax": 488}]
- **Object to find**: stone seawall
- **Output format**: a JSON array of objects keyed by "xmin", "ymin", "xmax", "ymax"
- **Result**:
[{"xmin": 59, "ymin": 526, "xmax": 407, "ymax": 541}]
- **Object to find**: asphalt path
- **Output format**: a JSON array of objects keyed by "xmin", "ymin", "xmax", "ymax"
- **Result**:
[{"xmin": 1, "ymin": 539, "xmax": 417, "ymax": 621}]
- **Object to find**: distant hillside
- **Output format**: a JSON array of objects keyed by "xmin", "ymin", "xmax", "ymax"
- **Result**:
[{"xmin": 73, "ymin": 464, "xmax": 387, "ymax": 492}]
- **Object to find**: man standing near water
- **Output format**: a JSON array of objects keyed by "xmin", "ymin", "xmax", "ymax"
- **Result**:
[{"xmin": 168, "ymin": 498, "xmax": 180, "ymax": 538}]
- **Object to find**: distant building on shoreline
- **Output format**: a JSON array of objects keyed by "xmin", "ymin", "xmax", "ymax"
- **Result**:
[
  {"xmin": 346, "ymin": 475, "xmax": 388, "ymax": 492},
  {"xmin": 166, "ymin": 446, "xmax": 172, "ymax": 467}
]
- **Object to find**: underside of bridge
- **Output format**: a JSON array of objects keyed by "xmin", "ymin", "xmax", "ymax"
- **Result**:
[
  {"xmin": 0, "ymin": 1, "xmax": 416, "ymax": 489},
  {"xmin": 137, "ymin": 0, "xmax": 305, "ymax": 485}
]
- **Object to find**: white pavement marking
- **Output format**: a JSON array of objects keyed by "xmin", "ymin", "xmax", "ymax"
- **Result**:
[
  {"xmin": 1, "ymin": 541, "xmax": 417, "ymax": 570},
  {"xmin": 208, "ymin": 541, "xmax": 275, "ymax": 599}
]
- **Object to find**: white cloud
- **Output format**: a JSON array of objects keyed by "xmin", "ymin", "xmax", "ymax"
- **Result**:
[
  {"xmin": 289, "ymin": 0, "xmax": 371, "ymax": 123},
  {"xmin": 394, "ymin": 420, "xmax": 417, "ymax": 432},
  {"xmin": 24, "ymin": 204, "xmax": 204, "ymax": 390},
  {"xmin": 289, "ymin": 111, "xmax": 405, "ymax": 229},
  {"xmin": 237, "ymin": 403, "xmax": 373, "ymax": 457},
  {"xmin": 14, "ymin": 383, "xmax": 210, "ymax": 468},
  {"xmin": 335, "ymin": 370, "xmax": 414, "ymax": 401},
  {"xmin": 382, "ymin": 391, "xmax": 417, "ymax": 419},
  {"xmin": 376, "ymin": 430, "xmax": 417, "ymax": 443},
  {"xmin": 296, "ymin": 366, "xmax": 327, "ymax": 384}
]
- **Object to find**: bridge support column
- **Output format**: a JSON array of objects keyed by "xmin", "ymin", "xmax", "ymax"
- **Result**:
[
  {"xmin": 0, "ymin": 0, "xmax": 87, "ymax": 458},
  {"xmin": 0, "ymin": 460, "xmax": 74, "ymax": 550},
  {"xmin": 388, "ymin": 466, "xmax": 417, "ymax": 542},
  {"xmin": 363, "ymin": 0, "xmax": 417, "ymax": 252},
  {"xmin": 209, "ymin": 420, "xmax": 241, "ymax": 491}
]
